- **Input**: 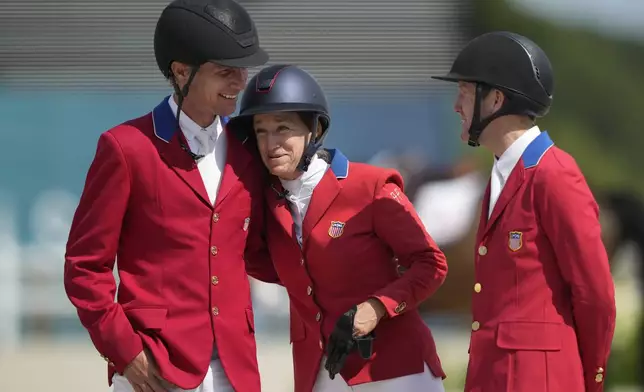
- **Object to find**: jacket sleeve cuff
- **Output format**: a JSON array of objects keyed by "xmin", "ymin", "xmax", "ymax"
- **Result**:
[
  {"xmin": 90, "ymin": 326, "xmax": 144, "ymax": 375},
  {"xmin": 370, "ymin": 295, "xmax": 407, "ymax": 319},
  {"xmin": 586, "ymin": 366, "xmax": 606, "ymax": 391}
]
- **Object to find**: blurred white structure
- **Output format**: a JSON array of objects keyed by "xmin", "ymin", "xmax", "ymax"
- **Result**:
[
  {"xmin": 20, "ymin": 189, "xmax": 79, "ymax": 318},
  {"xmin": 0, "ymin": 191, "xmax": 20, "ymax": 350},
  {"xmin": 414, "ymin": 172, "xmax": 486, "ymax": 247}
]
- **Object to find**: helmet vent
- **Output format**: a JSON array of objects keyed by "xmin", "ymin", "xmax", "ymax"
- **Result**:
[
  {"xmin": 257, "ymin": 78, "xmax": 272, "ymax": 91},
  {"xmin": 204, "ymin": 4, "xmax": 251, "ymax": 34}
]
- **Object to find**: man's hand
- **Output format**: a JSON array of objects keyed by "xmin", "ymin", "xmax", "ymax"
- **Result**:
[
  {"xmin": 123, "ymin": 350, "xmax": 176, "ymax": 392},
  {"xmin": 353, "ymin": 298, "xmax": 386, "ymax": 337}
]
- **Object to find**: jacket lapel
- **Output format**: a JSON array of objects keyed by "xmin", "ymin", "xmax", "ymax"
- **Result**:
[
  {"xmin": 482, "ymin": 164, "xmax": 524, "ymax": 236},
  {"xmin": 301, "ymin": 171, "xmax": 342, "ymax": 247},
  {"xmin": 479, "ymin": 130, "xmax": 555, "ymax": 237},
  {"xmin": 301, "ymin": 149, "xmax": 349, "ymax": 248},
  {"xmin": 266, "ymin": 180, "xmax": 299, "ymax": 246},
  {"xmin": 152, "ymin": 98, "xmax": 211, "ymax": 207}
]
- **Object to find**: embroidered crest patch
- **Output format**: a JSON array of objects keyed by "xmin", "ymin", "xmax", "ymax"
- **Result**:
[
  {"xmin": 508, "ymin": 231, "xmax": 523, "ymax": 251},
  {"xmin": 328, "ymin": 221, "xmax": 345, "ymax": 238}
]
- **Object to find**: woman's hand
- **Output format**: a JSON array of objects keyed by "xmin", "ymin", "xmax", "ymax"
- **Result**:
[{"xmin": 353, "ymin": 298, "xmax": 386, "ymax": 337}]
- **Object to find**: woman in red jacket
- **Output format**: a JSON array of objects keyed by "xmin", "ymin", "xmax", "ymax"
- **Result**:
[{"xmin": 230, "ymin": 64, "xmax": 448, "ymax": 392}]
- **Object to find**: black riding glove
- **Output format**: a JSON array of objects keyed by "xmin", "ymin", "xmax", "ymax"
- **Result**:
[{"xmin": 324, "ymin": 305, "xmax": 375, "ymax": 380}]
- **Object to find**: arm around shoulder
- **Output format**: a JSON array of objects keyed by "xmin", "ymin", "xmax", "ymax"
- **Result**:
[
  {"xmin": 370, "ymin": 170, "xmax": 448, "ymax": 318},
  {"xmin": 534, "ymin": 156, "xmax": 616, "ymax": 391},
  {"xmin": 64, "ymin": 131, "xmax": 143, "ymax": 373},
  {"xmin": 244, "ymin": 183, "xmax": 281, "ymax": 285}
]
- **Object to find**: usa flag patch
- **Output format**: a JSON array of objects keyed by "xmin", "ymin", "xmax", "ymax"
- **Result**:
[
  {"xmin": 508, "ymin": 231, "xmax": 523, "ymax": 251},
  {"xmin": 328, "ymin": 221, "xmax": 345, "ymax": 238}
]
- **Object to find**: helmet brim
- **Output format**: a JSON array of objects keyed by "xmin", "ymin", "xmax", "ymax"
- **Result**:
[
  {"xmin": 239, "ymin": 102, "xmax": 328, "ymax": 118},
  {"xmin": 211, "ymin": 47, "xmax": 269, "ymax": 68},
  {"xmin": 431, "ymin": 73, "xmax": 484, "ymax": 84},
  {"xmin": 227, "ymin": 103, "xmax": 331, "ymax": 136}
]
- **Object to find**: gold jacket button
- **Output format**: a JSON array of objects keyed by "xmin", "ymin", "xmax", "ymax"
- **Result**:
[
  {"xmin": 210, "ymin": 246, "xmax": 218, "ymax": 256},
  {"xmin": 300, "ymin": 257, "xmax": 305, "ymax": 266},
  {"xmin": 478, "ymin": 245, "xmax": 487, "ymax": 256},
  {"xmin": 319, "ymin": 340, "xmax": 324, "ymax": 349},
  {"xmin": 315, "ymin": 312, "xmax": 321, "ymax": 321},
  {"xmin": 595, "ymin": 374, "xmax": 604, "ymax": 383},
  {"xmin": 307, "ymin": 286, "xmax": 313, "ymax": 296},
  {"xmin": 211, "ymin": 276, "xmax": 219, "ymax": 285},
  {"xmin": 212, "ymin": 307, "xmax": 219, "ymax": 316},
  {"xmin": 212, "ymin": 213, "xmax": 220, "ymax": 223},
  {"xmin": 474, "ymin": 283, "xmax": 482, "ymax": 293},
  {"xmin": 472, "ymin": 321, "xmax": 480, "ymax": 331}
]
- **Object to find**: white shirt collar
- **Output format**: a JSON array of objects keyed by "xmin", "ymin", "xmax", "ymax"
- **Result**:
[
  {"xmin": 280, "ymin": 154, "xmax": 329, "ymax": 199},
  {"xmin": 494, "ymin": 125, "xmax": 541, "ymax": 182},
  {"xmin": 167, "ymin": 95, "xmax": 222, "ymax": 144}
]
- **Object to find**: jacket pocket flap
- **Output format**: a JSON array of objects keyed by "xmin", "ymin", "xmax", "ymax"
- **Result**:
[
  {"xmin": 496, "ymin": 321, "xmax": 562, "ymax": 351},
  {"xmin": 124, "ymin": 307, "xmax": 168, "ymax": 330}
]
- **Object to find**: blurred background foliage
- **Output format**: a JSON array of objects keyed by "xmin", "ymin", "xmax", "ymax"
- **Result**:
[{"xmin": 467, "ymin": 0, "xmax": 642, "ymax": 199}]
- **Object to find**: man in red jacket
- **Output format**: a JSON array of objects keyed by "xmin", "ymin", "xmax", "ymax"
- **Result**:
[
  {"xmin": 63, "ymin": 1, "xmax": 276, "ymax": 391},
  {"xmin": 432, "ymin": 31, "xmax": 616, "ymax": 391}
]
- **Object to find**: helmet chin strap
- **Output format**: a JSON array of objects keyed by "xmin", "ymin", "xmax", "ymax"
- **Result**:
[
  {"xmin": 467, "ymin": 83, "xmax": 513, "ymax": 147},
  {"xmin": 297, "ymin": 114, "xmax": 326, "ymax": 172},
  {"xmin": 170, "ymin": 66, "xmax": 200, "ymax": 130}
]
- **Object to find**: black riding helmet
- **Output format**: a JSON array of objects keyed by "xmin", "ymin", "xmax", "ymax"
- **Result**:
[
  {"xmin": 432, "ymin": 31, "xmax": 554, "ymax": 147},
  {"xmin": 228, "ymin": 64, "xmax": 331, "ymax": 171},
  {"xmin": 154, "ymin": 0, "xmax": 269, "ymax": 125}
]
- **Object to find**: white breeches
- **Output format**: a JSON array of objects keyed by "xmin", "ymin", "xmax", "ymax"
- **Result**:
[
  {"xmin": 312, "ymin": 359, "xmax": 445, "ymax": 392},
  {"xmin": 112, "ymin": 359, "xmax": 234, "ymax": 392}
]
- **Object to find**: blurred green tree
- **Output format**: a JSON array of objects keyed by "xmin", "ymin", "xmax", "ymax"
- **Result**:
[{"xmin": 465, "ymin": 0, "xmax": 644, "ymax": 196}]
